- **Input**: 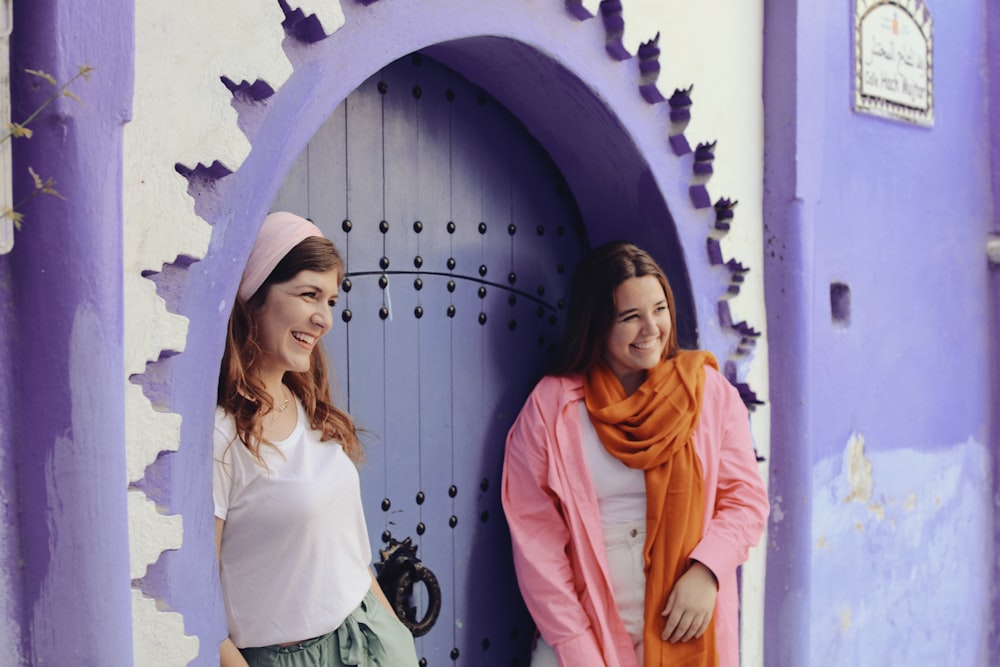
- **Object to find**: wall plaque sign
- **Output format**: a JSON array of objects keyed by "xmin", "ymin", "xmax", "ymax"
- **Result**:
[{"xmin": 854, "ymin": 0, "xmax": 933, "ymax": 126}]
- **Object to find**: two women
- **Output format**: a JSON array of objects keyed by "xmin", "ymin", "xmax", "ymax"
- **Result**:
[
  {"xmin": 502, "ymin": 241, "xmax": 770, "ymax": 666},
  {"xmin": 213, "ymin": 212, "xmax": 418, "ymax": 667},
  {"xmin": 215, "ymin": 218, "xmax": 766, "ymax": 667}
]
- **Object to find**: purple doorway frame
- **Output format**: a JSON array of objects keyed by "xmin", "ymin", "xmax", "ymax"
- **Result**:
[
  {"xmin": 138, "ymin": 1, "xmax": 758, "ymax": 662},
  {"xmin": 987, "ymin": 0, "xmax": 1000, "ymax": 660}
]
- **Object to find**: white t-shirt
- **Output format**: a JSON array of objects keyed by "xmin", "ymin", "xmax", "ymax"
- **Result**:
[
  {"xmin": 213, "ymin": 402, "xmax": 373, "ymax": 648},
  {"xmin": 578, "ymin": 402, "xmax": 647, "ymax": 526}
]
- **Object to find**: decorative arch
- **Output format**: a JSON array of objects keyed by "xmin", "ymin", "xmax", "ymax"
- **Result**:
[
  {"xmin": 125, "ymin": 1, "xmax": 763, "ymax": 662},
  {"xmin": 209, "ymin": 0, "xmax": 760, "ymax": 382}
]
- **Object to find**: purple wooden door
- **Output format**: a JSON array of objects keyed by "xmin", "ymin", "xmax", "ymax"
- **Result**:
[{"xmin": 273, "ymin": 53, "xmax": 587, "ymax": 666}]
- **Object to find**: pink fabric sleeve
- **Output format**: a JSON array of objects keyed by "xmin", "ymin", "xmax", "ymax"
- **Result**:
[
  {"xmin": 688, "ymin": 371, "xmax": 770, "ymax": 579},
  {"xmin": 501, "ymin": 389, "xmax": 606, "ymax": 665}
]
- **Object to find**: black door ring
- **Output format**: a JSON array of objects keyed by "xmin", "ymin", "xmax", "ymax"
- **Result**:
[{"xmin": 375, "ymin": 537, "xmax": 442, "ymax": 637}]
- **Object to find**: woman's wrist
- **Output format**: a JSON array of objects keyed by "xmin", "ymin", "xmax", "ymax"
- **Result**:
[{"xmin": 688, "ymin": 559, "xmax": 719, "ymax": 589}]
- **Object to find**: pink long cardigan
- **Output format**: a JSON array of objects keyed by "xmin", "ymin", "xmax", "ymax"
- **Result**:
[{"xmin": 501, "ymin": 366, "xmax": 770, "ymax": 667}]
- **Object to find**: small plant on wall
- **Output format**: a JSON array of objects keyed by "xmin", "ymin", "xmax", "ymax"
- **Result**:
[{"xmin": 1, "ymin": 64, "xmax": 93, "ymax": 232}]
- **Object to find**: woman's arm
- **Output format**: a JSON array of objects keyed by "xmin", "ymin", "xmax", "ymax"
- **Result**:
[
  {"xmin": 216, "ymin": 517, "xmax": 250, "ymax": 667},
  {"xmin": 687, "ymin": 372, "xmax": 770, "ymax": 582},
  {"xmin": 501, "ymin": 390, "xmax": 605, "ymax": 663},
  {"xmin": 661, "ymin": 371, "xmax": 768, "ymax": 644},
  {"xmin": 220, "ymin": 638, "xmax": 249, "ymax": 667}
]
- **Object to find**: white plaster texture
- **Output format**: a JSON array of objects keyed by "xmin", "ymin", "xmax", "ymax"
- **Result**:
[
  {"xmin": 132, "ymin": 589, "xmax": 200, "ymax": 667},
  {"xmin": 128, "ymin": 489, "xmax": 183, "ymax": 579},
  {"xmin": 811, "ymin": 436, "xmax": 993, "ymax": 665},
  {"xmin": 125, "ymin": 258, "xmax": 188, "ymax": 379},
  {"xmin": 126, "ymin": 382, "xmax": 183, "ymax": 483},
  {"xmin": 843, "ymin": 432, "xmax": 873, "ymax": 503},
  {"xmin": 292, "ymin": 0, "xmax": 346, "ymax": 35},
  {"xmin": 124, "ymin": 0, "xmax": 301, "ymax": 663}
]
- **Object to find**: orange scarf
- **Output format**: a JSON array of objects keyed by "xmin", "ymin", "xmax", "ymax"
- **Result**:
[{"xmin": 584, "ymin": 350, "xmax": 719, "ymax": 667}]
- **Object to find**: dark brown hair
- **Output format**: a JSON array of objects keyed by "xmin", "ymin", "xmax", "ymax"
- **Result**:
[
  {"xmin": 551, "ymin": 240, "xmax": 679, "ymax": 375},
  {"xmin": 217, "ymin": 236, "xmax": 363, "ymax": 464}
]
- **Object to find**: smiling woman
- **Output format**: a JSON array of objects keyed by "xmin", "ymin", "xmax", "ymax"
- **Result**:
[
  {"xmin": 213, "ymin": 211, "xmax": 419, "ymax": 667},
  {"xmin": 501, "ymin": 241, "xmax": 769, "ymax": 667},
  {"xmin": 252, "ymin": 269, "xmax": 339, "ymax": 381},
  {"xmin": 601, "ymin": 275, "xmax": 674, "ymax": 396}
]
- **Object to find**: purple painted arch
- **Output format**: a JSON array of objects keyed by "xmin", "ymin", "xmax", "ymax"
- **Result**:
[
  {"xmin": 211, "ymin": 0, "xmax": 727, "ymax": 348},
  {"xmin": 166, "ymin": 2, "xmax": 739, "ymax": 661}
]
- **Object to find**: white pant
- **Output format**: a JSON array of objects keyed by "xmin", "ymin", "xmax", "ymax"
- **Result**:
[{"xmin": 530, "ymin": 520, "xmax": 646, "ymax": 666}]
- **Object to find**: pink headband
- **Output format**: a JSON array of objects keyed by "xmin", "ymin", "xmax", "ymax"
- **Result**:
[{"xmin": 238, "ymin": 211, "xmax": 324, "ymax": 302}]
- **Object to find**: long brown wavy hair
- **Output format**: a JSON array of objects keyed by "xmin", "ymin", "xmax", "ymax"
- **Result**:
[
  {"xmin": 550, "ymin": 240, "xmax": 680, "ymax": 376},
  {"xmin": 217, "ymin": 235, "xmax": 363, "ymax": 464}
]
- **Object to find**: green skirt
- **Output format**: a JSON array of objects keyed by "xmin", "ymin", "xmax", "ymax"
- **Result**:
[{"xmin": 240, "ymin": 590, "xmax": 419, "ymax": 667}]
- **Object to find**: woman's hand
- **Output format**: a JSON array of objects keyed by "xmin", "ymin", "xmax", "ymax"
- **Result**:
[{"xmin": 660, "ymin": 560, "xmax": 718, "ymax": 643}]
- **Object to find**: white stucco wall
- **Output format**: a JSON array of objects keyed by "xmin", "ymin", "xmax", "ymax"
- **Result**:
[{"xmin": 122, "ymin": 1, "xmax": 766, "ymax": 663}]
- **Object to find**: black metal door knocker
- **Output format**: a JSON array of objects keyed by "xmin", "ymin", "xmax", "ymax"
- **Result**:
[{"xmin": 375, "ymin": 537, "xmax": 441, "ymax": 637}]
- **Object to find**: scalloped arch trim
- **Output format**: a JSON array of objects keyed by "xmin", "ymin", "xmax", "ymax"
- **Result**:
[{"xmin": 124, "ymin": 1, "xmax": 766, "ymax": 662}]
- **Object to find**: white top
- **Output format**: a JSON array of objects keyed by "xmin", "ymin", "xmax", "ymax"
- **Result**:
[
  {"xmin": 578, "ymin": 402, "xmax": 647, "ymax": 526},
  {"xmin": 213, "ymin": 401, "xmax": 373, "ymax": 648}
]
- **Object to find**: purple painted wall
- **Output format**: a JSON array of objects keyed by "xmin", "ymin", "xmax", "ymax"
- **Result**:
[
  {"xmin": 988, "ymin": 0, "xmax": 1000, "ymax": 657},
  {"xmin": 761, "ymin": 2, "xmax": 810, "ymax": 662},
  {"xmin": 3, "ymin": 0, "xmax": 994, "ymax": 663},
  {"xmin": 1, "ymin": 0, "xmax": 134, "ymax": 663},
  {"xmin": 765, "ymin": 0, "xmax": 997, "ymax": 664}
]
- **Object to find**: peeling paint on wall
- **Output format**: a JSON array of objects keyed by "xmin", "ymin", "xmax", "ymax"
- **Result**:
[
  {"xmin": 771, "ymin": 494, "xmax": 785, "ymax": 523},
  {"xmin": 811, "ymin": 436, "xmax": 993, "ymax": 665},
  {"xmin": 842, "ymin": 432, "xmax": 872, "ymax": 504}
]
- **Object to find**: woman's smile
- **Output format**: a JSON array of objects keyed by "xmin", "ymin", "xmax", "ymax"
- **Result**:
[
  {"xmin": 292, "ymin": 331, "xmax": 317, "ymax": 346},
  {"xmin": 255, "ymin": 269, "xmax": 340, "ymax": 381},
  {"xmin": 602, "ymin": 275, "xmax": 672, "ymax": 392}
]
